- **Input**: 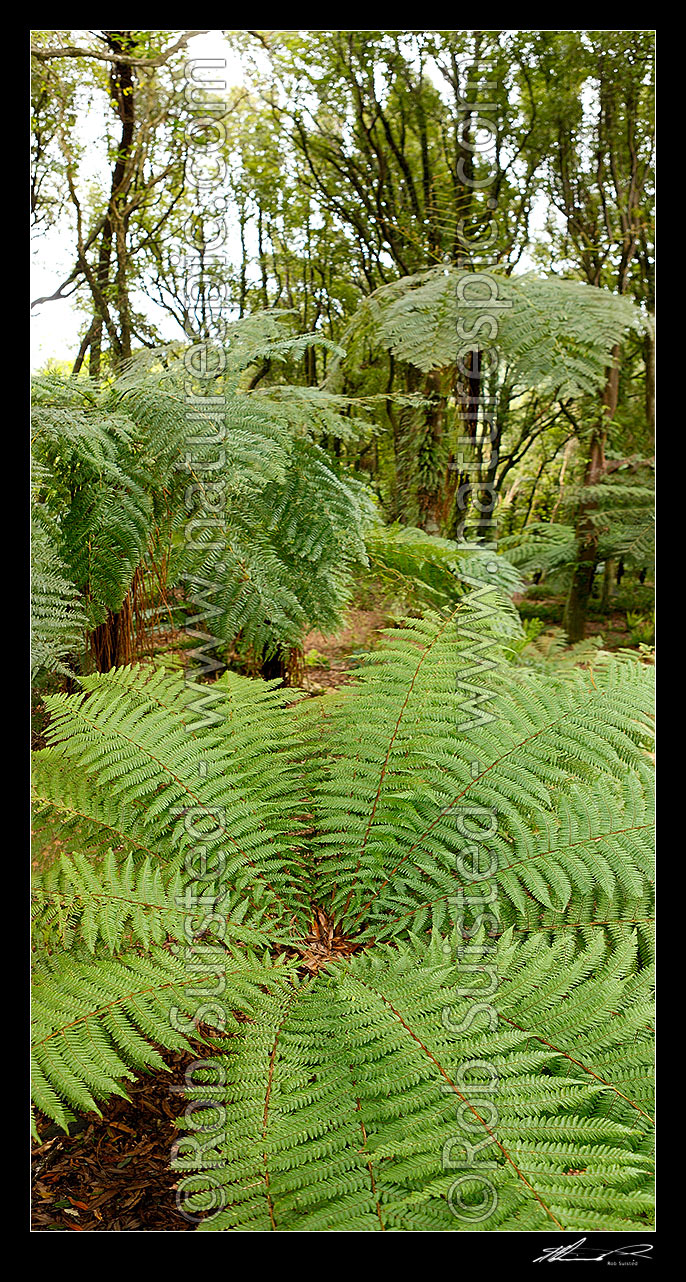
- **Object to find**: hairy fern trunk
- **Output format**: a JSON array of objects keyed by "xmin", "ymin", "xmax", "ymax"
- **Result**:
[
  {"xmin": 564, "ymin": 349, "xmax": 621, "ymax": 643},
  {"xmin": 88, "ymin": 598, "xmax": 135, "ymax": 670},
  {"xmin": 258, "ymin": 644, "xmax": 305, "ymax": 687},
  {"xmin": 87, "ymin": 567, "xmax": 149, "ymax": 671}
]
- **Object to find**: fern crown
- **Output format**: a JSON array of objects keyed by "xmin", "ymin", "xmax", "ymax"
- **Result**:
[{"xmin": 32, "ymin": 591, "xmax": 654, "ymax": 1232}]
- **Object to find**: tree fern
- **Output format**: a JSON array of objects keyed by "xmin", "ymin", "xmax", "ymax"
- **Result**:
[
  {"xmin": 31, "ymin": 375, "xmax": 156, "ymax": 627},
  {"xmin": 29, "ymin": 323, "xmax": 359, "ymax": 673},
  {"xmin": 581, "ymin": 469, "xmax": 655, "ymax": 569},
  {"xmin": 31, "ymin": 594, "xmax": 654, "ymax": 1230},
  {"xmin": 333, "ymin": 266, "xmax": 648, "ymax": 395},
  {"xmin": 32, "ymin": 322, "xmax": 533, "ymax": 679},
  {"xmin": 501, "ymin": 471, "xmax": 654, "ymax": 591},
  {"xmin": 31, "ymin": 322, "xmax": 385, "ymax": 676}
]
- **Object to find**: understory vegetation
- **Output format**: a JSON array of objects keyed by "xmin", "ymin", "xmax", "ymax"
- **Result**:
[{"xmin": 31, "ymin": 28, "xmax": 654, "ymax": 1233}]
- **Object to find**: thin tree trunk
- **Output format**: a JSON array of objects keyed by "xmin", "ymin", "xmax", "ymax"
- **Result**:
[
  {"xmin": 550, "ymin": 436, "xmax": 576, "ymax": 522},
  {"xmin": 644, "ymin": 330, "xmax": 655, "ymax": 437},
  {"xmin": 600, "ymin": 557, "xmax": 615, "ymax": 613}
]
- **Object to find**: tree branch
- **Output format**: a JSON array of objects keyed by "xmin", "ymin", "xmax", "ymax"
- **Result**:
[{"xmin": 30, "ymin": 31, "xmax": 208, "ymax": 67}]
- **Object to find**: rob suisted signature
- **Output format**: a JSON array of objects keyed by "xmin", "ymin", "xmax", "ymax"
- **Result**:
[{"xmin": 534, "ymin": 1239, "xmax": 653, "ymax": 1263}]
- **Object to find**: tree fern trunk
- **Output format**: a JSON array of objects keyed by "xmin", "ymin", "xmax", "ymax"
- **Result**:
[
  {"xmin": 88, "ymin": 567, "xmax": 146, "ymax": 671},
  {"xmin": 89, "ymin": 596, "xmax": 135, "ymax": 671},
  {"xmin": 563, "ymin": 430, "xmax": 604, "ymax": 645},
  {"xmin": 259, "ymin": 646, "xmax": 304, "ymax": 687},
  {"xmin": 563, "ymin": 346, "xmax": 621, "ymax": 643},
  {"xmin": 450, "ymin": 350, "xmax": 482, "ymax": 541},
  {"xmin": 416, "ymin": 369, "xmax": 448, "ymax": 534},
  {"xmin": 644, "ymin": 330, "xmax": 655, "ymax": 437},
  {"xmin": 563, "ymin": 541, "xmax": 598, "ymax": 644}
]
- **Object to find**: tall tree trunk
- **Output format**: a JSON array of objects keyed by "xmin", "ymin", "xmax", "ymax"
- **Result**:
[
  {"xmin": 83, "ymin": 33, "xmax": 138, "ymax": 666},
  {"xmin": 78, "ymin": 31, "xmax": 137, "ymax": 377},
  {"xmin": 644, "ymin": 330, "xmax": 655, "ymax": 438},
  {"xmin": 563, "ymin": 346, "xmax": 620, "ymax": 643},
  {"xmin": 451, "ymin": 349, "xmax": 482, "ymax": 539},
  {"xmin": 416, "ymin": 369, "xmax": 449, "ymax": 533},
  {"xmin": 600, "ymin": 557, "xmax": 615, "ymax": 613},
  {"xmin": 394, "ymin": 364, "xmax": 422, "ymax": 525}
]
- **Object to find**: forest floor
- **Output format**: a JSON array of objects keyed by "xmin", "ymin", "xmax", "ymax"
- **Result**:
[
  {"xmin": 31, "ymin": 588, "xmax": 651, "ymax": 1231},
  {"xmin": 31, "ymin": 1042, "xmax": 216, "ymax": 1231},
  {"xmin": 301, "ymin": 602, "xmax": 398, "ymax": 692}
]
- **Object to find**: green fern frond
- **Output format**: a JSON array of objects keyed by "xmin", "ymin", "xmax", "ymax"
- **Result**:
[
  {"xmin": 365, "ymin": 522, "xmax": 524, "ymax": 618},
  {"xmin": 31, "ymin": 506, "xmax": 87, "ymax": 677},
  {"xmin": 34, "ymin": 664, "xmax": 314, "ymax": 913},
  {"xmin": 32, "ymin": 846, "xmax": 289, "ymax": 957},
  {"xmin": 32, "ymin": 943, "xmax": 291, "ymax": 1132},
  {"xmin": 308, "ymin": 605, "xmax": 653, "ymax": 938},
  {"xmin": 177, "ymin": 931, "xmax": 652, "ymax": 1232},
  {"xmin": 333, "ymin": 267, "xmax": 647, "ymax": 395}
]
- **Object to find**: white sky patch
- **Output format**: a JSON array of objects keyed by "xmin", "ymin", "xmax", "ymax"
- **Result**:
[{"xmin": 30, "ymin": 30, "xmax": 237, "ymax": 369}]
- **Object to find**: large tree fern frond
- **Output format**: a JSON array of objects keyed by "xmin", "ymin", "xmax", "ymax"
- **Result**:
[
  {"xmin": 309, "ymin": 603, "xmax": 653, "ymax": 937},
  {"xmin": 177, "ymin": 931, "xmax": 652, "ymax": 1232},
  {"xmin": 364, "ymin": 522, "xmax": 524, "ymax": 620},
  {"xmin": 32, "ymin": 944, "xmax": 294, "ymax": 1135},
  {"xmin": 334, "ymin": 267, "xmax": 648, "ymax": 396},
  {"xmin": 33, "ymin": 664, "xmax": 314, "ymax": 916}
]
